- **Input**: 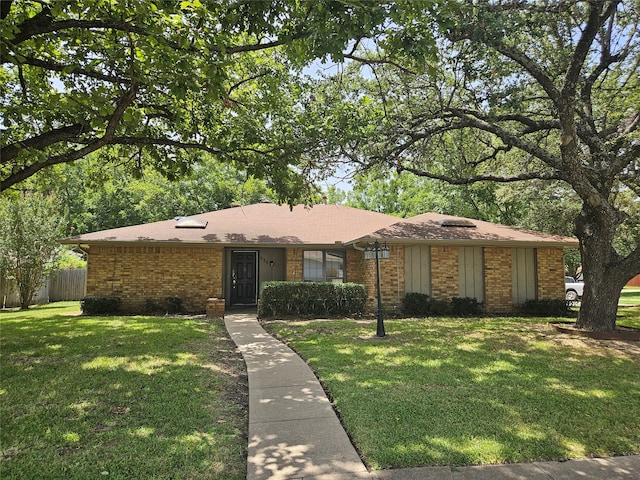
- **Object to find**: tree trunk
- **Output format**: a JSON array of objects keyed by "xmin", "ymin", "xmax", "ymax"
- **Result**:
[
  {"xmin": 577, "ymin": 271, "xmax": 623, "ymax": 332},
  {"xmin": 19, "ymin": 282, "xmax": 36, "ymax": 310},
  {"xmin": 574, "ymin": 206, "xmax": 627, "ymax": 332}
]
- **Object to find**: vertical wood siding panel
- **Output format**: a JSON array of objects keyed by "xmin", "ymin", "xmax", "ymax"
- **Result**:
[
  {"xmin": 405, "ymin": 245, "xmax": 431, "ymax": 295},
  {"xmin": 423, "ymin": 245, "xmax": 431, "ymax": 295},
  {"xmin": 474, "ymin": 247, "xmax": 484, "ymax": 302},
  {"xmin": 512, "ymin": 248, "xmax": 536, "ymax": 304},
  {"xmin": 458, "ymin": 247, "xmax": 483, "ymax": 301},
  {"xmin": 528, "ymin": 249, "xmax": 536, "ymax": 299}
]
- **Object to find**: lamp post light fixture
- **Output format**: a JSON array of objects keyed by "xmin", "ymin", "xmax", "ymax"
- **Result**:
[{"xmin": 364, "ymin": 240, "xmax": 390, "ymax": 338}]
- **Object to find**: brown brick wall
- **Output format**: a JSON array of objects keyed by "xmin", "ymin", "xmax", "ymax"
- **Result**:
[
  {"xmin": 346, "ymin": 248, "xmax": 365, "ymax": 284},
  {"xmin": 536, "ymin": 248, "xmax": 565, "ymax": 300},
  {"xmin": 286, "ymin": 248, "xmax": 303, "ymax": 281},
  {"xmin": 86, "ymin": 245, "xmax": 223, "ymax": 313},
  {"xmin": 362, "ymin": 245, "xmax": 404, "ymax": 312},
  {"xmin": 484, "ymin": 247, "xmax": 512, "ymax": 314},
  {"xmin": 430, "ymin": 246, "xmax": 459, "ymax": 300}
]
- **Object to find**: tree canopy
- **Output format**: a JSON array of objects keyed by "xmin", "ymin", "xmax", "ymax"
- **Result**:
[
  {"xmin": 0, "ymin": 0, "xmax": 395, "ymax": 201},
  {"xmin": 2, "ymin": 0, "xmax": 638, "ymax": 331},
  {"xmin": 45, "ymin": 157, "xmax": 274, "ymax": 235}
]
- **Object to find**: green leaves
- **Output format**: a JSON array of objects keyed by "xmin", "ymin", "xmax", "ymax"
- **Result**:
[
  {"xmin": 0, "ymin": 0, "xmax": 396, "ymax": 201},
  {"xmin": 0, "ymin": 194, "xmax": 66, "ymax": 308}
]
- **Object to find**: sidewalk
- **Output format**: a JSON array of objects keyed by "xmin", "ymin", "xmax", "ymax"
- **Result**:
[{"xmin": 224, "ymin": 312, "xmax": 640, "ymax": 480}]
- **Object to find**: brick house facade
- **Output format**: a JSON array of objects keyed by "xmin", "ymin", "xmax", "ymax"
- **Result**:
[{"xmin": 64, "ymin": 203, "xmax": 576, "ymax": 314}]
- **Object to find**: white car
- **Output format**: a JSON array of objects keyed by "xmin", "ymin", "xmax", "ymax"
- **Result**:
[{"xmin": 565, "ymin": 276, "xmax": 585, "ymax": 301}]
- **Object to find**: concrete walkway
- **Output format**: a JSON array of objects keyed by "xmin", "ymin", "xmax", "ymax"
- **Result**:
[{"xmin": 224, "ymin": 312, "xmax": 640, "ymax": 480}]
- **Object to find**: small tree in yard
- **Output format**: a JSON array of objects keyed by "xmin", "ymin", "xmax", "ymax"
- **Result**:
[{"xmin": 0, "ymin": 194, "xmax": 65, "ymax": 309}]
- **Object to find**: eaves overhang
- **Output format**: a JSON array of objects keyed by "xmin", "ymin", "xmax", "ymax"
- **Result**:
[
  {"xmin": 346, "ymin": 236, "xmax": 579, "ymax": 249},
  {"xmin": 58, "ymin": 238, "xmax": 348, "ymax": 249}
]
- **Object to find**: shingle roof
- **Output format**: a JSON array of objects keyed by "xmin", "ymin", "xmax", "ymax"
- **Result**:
[
  {"xmin": 61, "ymin": 203, "xmax": 578, "ymax": 247},
  {"xmin": 62, "ymin": 203, "xmax": 398, "ymax": 246},
  {"xmin": 354, "ymin": 212, "xmax": 577, "ymax": 247}
]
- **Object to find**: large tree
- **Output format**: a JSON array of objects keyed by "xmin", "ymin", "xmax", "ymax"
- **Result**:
[
  {"xmin": 0, "ymin": 0, "xmax": 390, "ymax": 200},
  {"xmin": 311, "ymin": 1, "xmax": 639, "ymax": 331}
]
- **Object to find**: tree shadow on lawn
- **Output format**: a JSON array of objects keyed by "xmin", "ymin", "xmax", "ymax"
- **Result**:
[
  {"xmin": 1, "ymin": 310, "xmax": 248, "ymax": 480},
  {"xmin": 273, "ymin": 319, "xmax": 640, "ymax": 469}
]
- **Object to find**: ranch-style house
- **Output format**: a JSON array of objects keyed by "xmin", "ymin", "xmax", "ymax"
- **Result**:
[{"xmin": 61, "ymin": 202, "xmax": 578, "ymax": 315}]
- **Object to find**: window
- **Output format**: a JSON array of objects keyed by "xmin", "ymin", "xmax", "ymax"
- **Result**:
[{"xmin": 303, "ymin": 250, "xmax": 345, "ymax": 282}]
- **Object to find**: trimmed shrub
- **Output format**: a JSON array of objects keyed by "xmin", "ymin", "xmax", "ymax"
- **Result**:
[
  {"xmin": 81, "ymin": 296, "xmax": 121, "ymax": 315},
  {"xmin": 404, "ymin": 292, "xmax": 431, "ymax": 315},
  {"xmin": 258, "ymin": 282, "xmax": 367, "ymax": 318},
  {"xmin": 429, "ymin": 298, "xmax": 453, "ymax": 316},
  {"xmin": 522, "ymin": 299, "xmax": 570, "ymax": 317},
  {"xmin": 165, "ymin": 297, "xmax": 183, "ymax": 314},
  {"xmin": 145, "ymin": 298, "xmax": 163, "ymax": 314},
  {"xmin": 451, "ymin": 297, "xmax": 482, "ymax": 316},
  {"xmin": 404, "ymin": 293, "xmax": 454, "ymax": 316}
]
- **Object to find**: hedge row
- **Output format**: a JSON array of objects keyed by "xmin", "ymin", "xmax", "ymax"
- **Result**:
[
  {"xmin": 258, "ymin": 281, "xmax": 367, "ymax": 318},
  {"xmin": 404, "ymin": 292, "xmax": 482, "ymax": 316},
  {"xmin": 80, "ymin": 296, "xmax": 121, "ymax": 315},
  {"xmin": 521, "ymin": 298, "xmax": 570, "ymax": 316},
  {"xmin": 81, "ymin": 296, "xmax": 185, "ymax": 315}
]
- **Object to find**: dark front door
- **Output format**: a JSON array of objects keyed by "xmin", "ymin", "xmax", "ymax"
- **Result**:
[{"xmin": 230, "ymin": 251, "xmax": 258, "ymax": 305}]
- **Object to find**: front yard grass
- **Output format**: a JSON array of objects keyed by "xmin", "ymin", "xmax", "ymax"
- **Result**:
[
  {"xmin": 264, "ymin": 307, "xmax": 640, "ymax": 470},
  {"xmin": 620, "ymin": 286, "xmax": 640, "ymax": 306},
  {"xmin": 0, "ymin": 302, "xmax": 247, "ymax": 480}
]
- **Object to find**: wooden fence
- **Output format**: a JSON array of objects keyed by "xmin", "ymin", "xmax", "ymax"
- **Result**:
[
  {"xmin": 1, "ymin": 269, "xmax": 87, "ymax": 308},
  {"xmin": 49, "ymin": 269, "xmax": 87, "ymax": 301}
]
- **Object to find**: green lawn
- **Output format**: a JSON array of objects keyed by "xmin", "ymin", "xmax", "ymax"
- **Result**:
[
  {"xmin": 265, "ymin": 308, "xmax": 640, "ymax": 470},
  {"xmin": 0, "ymin": 302, "xmax": 247, "ymax": 480},
  {"xmin": 620, "ymin": 286, "xmax": 640, "ymax": 306},
  {"xmin": 3, "ymin": 301, "xmax": 638, "ymax": 475}
]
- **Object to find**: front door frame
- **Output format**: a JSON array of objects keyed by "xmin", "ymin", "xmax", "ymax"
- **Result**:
[{"xmin": 230, "ymin": 250, "xmax": 259, "ymax": 305}]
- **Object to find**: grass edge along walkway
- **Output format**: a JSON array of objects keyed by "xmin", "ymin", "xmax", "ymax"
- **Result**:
[
  {"xmin": 264, "ymin": 311, "xmax": 640, "ymax": 471},
  {"xmin": 0, "ymin": 302, "xmax": 248, "ymax": 480}
]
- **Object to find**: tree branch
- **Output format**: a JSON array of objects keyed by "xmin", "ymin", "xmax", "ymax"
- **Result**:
[
  {"xmin": 109, "ymin": 136, "xmax": 226, "ymax": 156},
  {"xmin": 6, "ymin": 11, "xmax": 307, "ymax": 62},
  {"xmin": 1, "ymin": 56, "xmax": 137, "ymax": 191},
  {"xmin": 343, "ymin": 53, "xmax": 417, "ymax": 75},
  {"xmin": 2, "ymin": 123, "xmax": 90, "ymax": 162},
  {"xmin": 16, "ymin": 56, "xmax": 128, "ymax": 83},
  {"xmin": 490, "ymin": 41, "xmax": 561, "ymax": 104},
  {"xmin": 447, "ymin": 108, "xmax": 564, "ymax": 170},
  {"xmin": 450, "ymin": 17, "xmax": 561, "ymax": 104},
  {"xmin": 564, "ymin": 1, "xmax": 618, "ymax": 100},
  {"xmin": 397, "ymin": 163, "xmax": 565, "ymax": 185}
]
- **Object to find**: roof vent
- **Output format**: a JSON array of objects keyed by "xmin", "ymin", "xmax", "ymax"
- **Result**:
[
  {"xmin": 437, "ymin": 218, "xmax": 476, "ymax": 228},
  {"xmin": 175, "ymin": 217, "xmax": 208, "ymax": 229}
]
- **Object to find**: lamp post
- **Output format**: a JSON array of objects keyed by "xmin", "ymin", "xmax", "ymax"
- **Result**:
[{"xmin": 364, "ymin": 240, "xmax": 390, "ymax": 338}]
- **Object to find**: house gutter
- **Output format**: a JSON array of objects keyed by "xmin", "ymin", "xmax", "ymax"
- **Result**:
[
  {"xmin": 75, "ymin": 244, "xmax": 90, "ymax": 256},
  {"xmin": 346, "ymin": 238, "xmax": 578, "ymax": 249},
  {"xmin": 351, "ymin": 242, "xmax": 367, "ymax": 251}
]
